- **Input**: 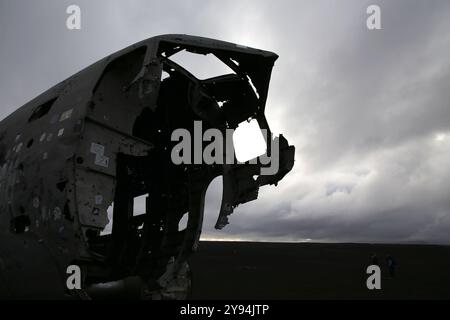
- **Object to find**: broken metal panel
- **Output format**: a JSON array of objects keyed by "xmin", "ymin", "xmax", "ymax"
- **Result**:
[
  {"xmin": 0, "ymin": 34, "xmax": 295, "ymax": 299},
  {"xmin": 74, "ymin": 120, "xmax": 152, "ymax": 237},
  {"xmin": 88, "ymin": 46, "xmax": 151, "ymax": 134}
]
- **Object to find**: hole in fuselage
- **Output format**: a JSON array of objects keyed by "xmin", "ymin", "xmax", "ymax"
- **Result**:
[
  {"xmin": 27, "ymin": 139, "xmax": 34, "ymax": 148},
  {"xmin": 200, "ymin": 176, "xmax": 223, "ymax": 238},
  {"xmin": 233, "ymin": 119, "xmax": 267, "ymax": 163},
  {"xmin": 133, "ymin": 194, "xmax": 148, "ymax": 216},
  {"xmin": 178, "ymin": 212, "xmax": 188, "ymax": 231},
  {"xmin": 11, "ymin": 215, "xmax": 31, "ymax": 233},
  {"xmin": 168, "ymin": 50, "xmax": 235, "ymax": 80}
]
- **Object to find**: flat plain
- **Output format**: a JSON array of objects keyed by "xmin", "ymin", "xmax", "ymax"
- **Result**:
[{"xmin": 189, "ymin": 241, "xmax": 450, "ymax": 299}]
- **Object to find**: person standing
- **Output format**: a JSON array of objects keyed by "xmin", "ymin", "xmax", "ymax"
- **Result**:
[
  {"xmin": 386, "ymin": 255, "xmax": 397, "ymax": 278},
  {"xmin": 371, "ymin": 253, "xmax": 379, "ymax": 266}
]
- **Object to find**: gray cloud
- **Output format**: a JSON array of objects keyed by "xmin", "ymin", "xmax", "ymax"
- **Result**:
[{"xmin": 1, "ymin": 0, "xmax": 449, "ymax": 244}]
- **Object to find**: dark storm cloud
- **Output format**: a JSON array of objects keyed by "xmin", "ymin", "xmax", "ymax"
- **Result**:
[{"xmin": 1, "ymin": 0, "xmax": 449, "ymax": 244}]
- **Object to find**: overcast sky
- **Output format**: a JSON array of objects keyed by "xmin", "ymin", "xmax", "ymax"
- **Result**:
[{"xmin": 1, "ymin": 0, "xmax": 449, "ymax": 244}]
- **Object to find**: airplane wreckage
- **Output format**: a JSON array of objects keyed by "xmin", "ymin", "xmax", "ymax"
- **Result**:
[{"xmin": 0, "ymin": 35, "xmax": 294, "ymax": 299}]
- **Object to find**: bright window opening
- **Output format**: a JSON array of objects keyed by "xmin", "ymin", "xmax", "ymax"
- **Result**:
[
  {"xmin": 233, "ymin": 119, "xmax": 267, "ymax": 163},
  {"xmin": 133, "ymin": 194, "xmax": 148, "ymax": 216},
  {"xmin": 101, "ymin": 203, "xmax": 114, "ymax": 236},
  {"xmin": 169, "ymin": 50, "xmax": 235, "ymax": 80},
  {"xmin": 178, "ymin": 212, "xmax": 188, "ymax": 231},
  {"xmin": 200, "ymin": 176, "xmax": 223, "ymax": 236}
]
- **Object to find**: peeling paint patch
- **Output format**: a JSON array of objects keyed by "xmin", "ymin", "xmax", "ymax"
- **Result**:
[
  {"xmin": 90, "ymin": 143, "xmax": 109, "ymax": 168},
  {"xmin": 60, "ymin": 109, "xmax": 73, "ymax": 122},
  {"xmin": 15, "ymin": 143, "xmax": 23, "ymax": 153}
]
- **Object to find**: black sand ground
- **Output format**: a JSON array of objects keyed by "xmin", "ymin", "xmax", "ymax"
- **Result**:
[{"xmin": 189, "ymin": 241, "xmax": 450, "ymax": 299}]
